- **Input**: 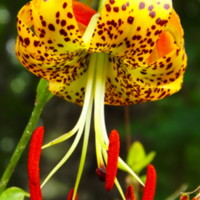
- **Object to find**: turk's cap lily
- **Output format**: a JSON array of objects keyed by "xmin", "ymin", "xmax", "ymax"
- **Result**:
[
  {"xmin": 16, "ymin": 1, "xmax": 187, "ymax": 200},
  {"xmin": 15, "ymin": 0, "xmax": 187, "ymax": 105}
]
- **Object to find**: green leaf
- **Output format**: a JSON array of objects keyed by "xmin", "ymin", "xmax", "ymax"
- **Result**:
[
  {"xmin": 0, "ymin": 187, "xmax": 29, "ymax": 200},
  {"xmin": 126, "ymin": 141, "xmax": 156, "ymax": 173},
  {"xmin": 127, "ymin": 141, "xmax": 145, "ymax": 170}
]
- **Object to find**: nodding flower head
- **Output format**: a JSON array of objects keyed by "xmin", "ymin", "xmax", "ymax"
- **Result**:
[
  {"xmin": 16, "ymin": 0, "xmax": 187, "ymax": 105},
  {"xmin": 17, "ymin": 0, "xmax": 187, "ymax": 199}
]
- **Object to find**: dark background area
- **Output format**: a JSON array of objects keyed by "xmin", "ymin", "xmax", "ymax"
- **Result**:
[{"xmin": 0, "ymin": 0, "xmax": 200, "ymax": 199}]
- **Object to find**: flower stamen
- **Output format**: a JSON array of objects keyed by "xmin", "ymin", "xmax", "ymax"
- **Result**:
[
  {"xmin": 125, "ymin": 185, "xmax": 135, "ymax": 200},
  {"xmin": 67, "ymin": 188, "xmax": 78, "ymax": 200},
  {"xmin": 96, "ymin": 165, "xmax": 106, "ymax": 182},
  {"xmin": 142, "ymin": 164, "xmax": 157, "ymax": 200},
  {"xmin": 28, "ymin": 126, "xmax": 44, "ymax": 200},
  {"xmin": 105, "ymin": 129, "xmax": 120, "ymax": 191}
]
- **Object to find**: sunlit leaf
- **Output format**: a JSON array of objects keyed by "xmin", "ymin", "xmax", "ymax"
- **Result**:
[
  {"xmin": 0, "ymin": 187, "xmax": 29, "ymax": 200},
  {"xmin": 126, "ymin": 141, "xmax": 156, "ymax": 173}
]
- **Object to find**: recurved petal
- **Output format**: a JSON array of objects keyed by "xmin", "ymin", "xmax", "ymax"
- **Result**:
[
  {"xmin": 31, "ymin": 0, "xmax": 85, "ymax": 52},
  {"xmin": 104, "ymin": 50, "xmax": 186, "ymax": 105},
  {"xmin": 103, "ymin": 8, "xmax": 187, "ymax": 105},
  {"xmin": 89, "ymin": 0, "xmax": 172, "ymax": 65},
  {"xmin": 16, "ymin": 1, "xmax": 89, "ymax": 86},
  {"xmin": 48, "ymin": 55, "xmax": 90, "ymax": 105}
]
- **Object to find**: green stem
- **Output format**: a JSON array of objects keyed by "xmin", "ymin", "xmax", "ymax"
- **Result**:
[
  {"xmin": 98, "ymin": 0, "xmax": 106, "ymax": 12},
  {"xmin": 0, "ymin": 79, "xmax": 52, "ymax": 194},
  {"xmin": 82, "ymin": 0, "xmax": 96, "ymax": 8}
]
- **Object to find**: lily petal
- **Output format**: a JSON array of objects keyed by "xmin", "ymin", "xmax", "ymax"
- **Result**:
[
  {"xmin": 31, "ymin": 0, "xmax": 85, "ymax": 51},
  {"xmin": 103, "ymin": 9, "xmax": 186, "ymax": 105},
  {"xmin": 15, "ymin": 1, "xmax": 94, "ymax": 104},
  {"xmin": 89, "ymin": 0, "xmax": 172, "ymax": 64}
]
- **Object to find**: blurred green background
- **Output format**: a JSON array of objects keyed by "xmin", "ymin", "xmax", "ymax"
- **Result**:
[{"xmin": 0, "ymin": 0, "xmax": 200, "ymax": 199}]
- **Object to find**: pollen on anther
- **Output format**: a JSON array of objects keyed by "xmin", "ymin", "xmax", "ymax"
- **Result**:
[{"xmin": 105, "ymin": 129, "xmax": 120, "ymax": 191}]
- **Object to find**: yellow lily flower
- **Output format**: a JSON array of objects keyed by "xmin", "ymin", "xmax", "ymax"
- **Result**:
[{"xmin": 15, "ymin": 0, "xmax": 187, "ymax": 199}]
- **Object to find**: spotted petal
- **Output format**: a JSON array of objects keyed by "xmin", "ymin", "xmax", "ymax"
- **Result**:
[
  {"xmin": 103, "ymin": 9, "xmax": 187, "ymax": 105},
  {"xmin": 15, "ymin": 0, "xmax": 95, "ymax": 103},
  {"xmin": 31, "ymin": 0, "xmax": 86, "ymax": 52},
  {"xmin": 89, "ymin": 0, "xmax": 172, "ymax": 65}
]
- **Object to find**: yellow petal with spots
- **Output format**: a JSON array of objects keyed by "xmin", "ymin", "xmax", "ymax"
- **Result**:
[
  {"xmin": 48, "ymin": 55, "xmax": 90, "ymax": 105},
  {"xmin": 15, "ymin": 1, "xmax": 89, "ymax": 88},
  {"xmin": 31, "ymin": 0, "xmax": 85, "ymax": 52},
  {"xmin": 89, "ymin": 0, "xmax": 172, "ymax": 65},
  {"xmin": 103, "ymin": 9, "xmax": 187, "ymax": 105}
]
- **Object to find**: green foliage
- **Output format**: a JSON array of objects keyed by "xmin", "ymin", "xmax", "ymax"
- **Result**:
[
  {"xmin": 0, "ymin": 187, "xmax": 29, "ymax": 200},
  {"xmin": 126, "ymin": 141, "xmax": 156, "ymax": 174}
]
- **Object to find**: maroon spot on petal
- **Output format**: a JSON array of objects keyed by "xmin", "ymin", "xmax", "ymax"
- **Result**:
[
  {"xmin": 139, "ymin": 2, "xmax": 145, "ymax": 9},
  {"xmin": 156, "ymin": 18, "xmax": 168, "ymax": 26},
  {"xmin": 98, "ymin": 30, "xmax": 103, "ymax": 35},
  {"xmin": 56, "ymin": 11, "xmax": 60, "ymax": 18},
  {"xmin": 34, "ymin": 40, "xmax": 40, "ymax": 47},
  {"xmin": 122, "ymin": 4, "xmax": 126, "ymax": 10},
  {"xmin": 127, "ymin": 16, "xmax": 134, "ymax": 24},
  {"xmin": 64, "ymin": 37, "xmax": 70, "ymax": 42},
  {"xmin": 47, "ymin": 40, "xmax": 53, "ymax": 44},
  {"xmin": 57, "ymin": 43, "xmax": 64, "ymax": 47},
  {"xmin": 61, "ymin": 20, "xmax": 66, "ymax": 27},
  {"xmin": 164, "ymin": 4, "xmax": 170, "ymax": 10},
  {"xmin": 60, "ymin": 29, "xmax": 67, "ymax": 36},
  {"xmin": 105, "ymin": 4, "xmax": 111, "ymax": 12},
  {"xmin": 41, "ymin": 20, "xmax": 46, "ymax": 27},
  {"xmin": 166, "ymin": 63, "xmax": 173, "ymax": 70},
  {"xmin": 48, "ymin": 24, "xmax": 55, "ymax": 31},
  {"xmin": 67, "ymin": 12, "xmax": 73, "ymax": 18},
  {"xmin": 113, "ymin": 6, "xmax": 119, "ymax": 12},
  {"xmin": 67, "ymin": 25, "xmax": 75, "ymax": 30},
  {"xmin": 149, "ymin": 11, "xmax": 156, "ymax": 18},
  {"xmin": 24, "ymin": 38, "xmax": 30, "ymax": 46},
  {"xmin": 151, "ymin": 25, "xmax": 156, "ymax": 30},
  {"xmin": 63, "ymin": 2, "xmax": 67, "ymax": 9},
  {"xmin": 148, "ymin": 5, "xmax": 154, "ymax": 11},
  {"xmin": 109, "ymin": 0, "xmax": 115, "ymax": 4}
]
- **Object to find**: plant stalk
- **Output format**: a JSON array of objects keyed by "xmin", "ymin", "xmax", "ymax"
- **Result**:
[{"xmin": 0, "ymin": 79, "xmax": 52, "ymax": 194}]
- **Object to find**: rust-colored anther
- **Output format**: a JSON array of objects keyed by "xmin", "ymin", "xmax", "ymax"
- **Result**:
[
  {"xmin": 142, "ymin": 164, "xmax": 157, "ymax": 200},
  {"xmin": 67, "ymin": 188, "xmax": 78, "ymax": 200},
  {"xmin": 125, "ymin": 185, "xmax": 135, "ymax": 200},
  {"xmin": 28, "ymin": 126, "xmax": 44, "ymax": 200},
  {"xmin": 180, "ymin": 194, "xmax": 189, "ymax": 200},
  {"xmin": 96, "ymin": 165, "xmax": 106, "ymax": 182},
  {"xmin": 105, "ymin": 129, "xmax": 120, "ymax": 191}
]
